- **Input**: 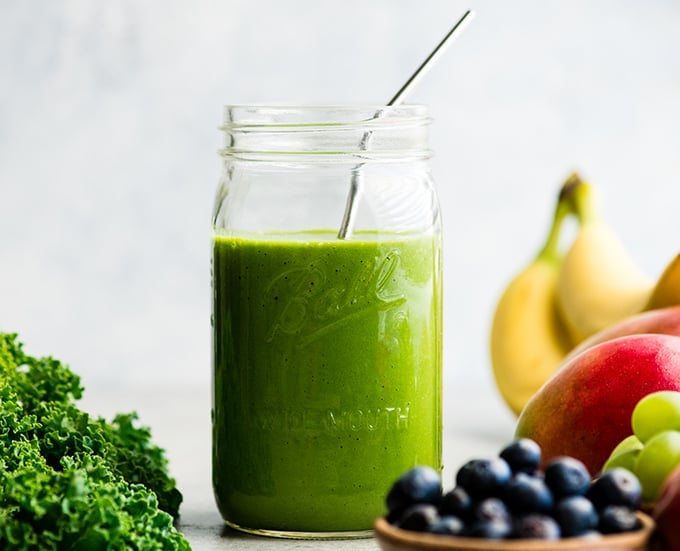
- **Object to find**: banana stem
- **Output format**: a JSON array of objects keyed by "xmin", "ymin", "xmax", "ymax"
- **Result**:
[
  {"xmin": 561, "ymin": 172, "xmax": 598, "ymax": 225},
  {"xmin": 537, "ymin": 172, "xmax": 598, "ymax": 264},
  {"xmin": 536, "ymin": 192, "xmax": 573, "ymax": 264}
]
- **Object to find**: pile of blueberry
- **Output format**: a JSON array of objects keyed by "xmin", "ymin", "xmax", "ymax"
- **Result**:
[{"xmin": 385, "ymin": 439, "xmax": 643, "ymax": 540}]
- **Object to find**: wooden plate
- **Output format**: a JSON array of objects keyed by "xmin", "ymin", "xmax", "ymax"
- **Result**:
[{"xmin": 374, "ymin": 513, "xmax": 654, "ymax": 551}]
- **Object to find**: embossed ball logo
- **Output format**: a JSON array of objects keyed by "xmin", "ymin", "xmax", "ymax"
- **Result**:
[{"xmin": 264, "ymin": 251, "xmax": 406, "ymax": 345}]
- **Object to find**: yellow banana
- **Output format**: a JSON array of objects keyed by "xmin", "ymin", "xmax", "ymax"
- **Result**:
[
  {"xmin": 490, "ymin": 184, "xmax": 574, "ymax": 416},
  {"xmin": 556, "ymin": 175, "xmax": 654, "ymax": 344},
  {"xmin": 646, "ymin": 253, "xmax": 680, "ymax": 310}
]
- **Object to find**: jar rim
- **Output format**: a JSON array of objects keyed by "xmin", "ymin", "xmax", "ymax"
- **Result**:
[{"xmin": 221, "ymin": 104, "xmax": 429, "ymax": 129}]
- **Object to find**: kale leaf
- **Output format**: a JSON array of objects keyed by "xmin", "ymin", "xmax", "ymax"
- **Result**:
[{"xmin": 0, "ymin": 333, "xmax": 190, "ymax": 550}]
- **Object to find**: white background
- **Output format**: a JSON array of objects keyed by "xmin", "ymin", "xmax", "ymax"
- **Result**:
[{"xmin": 1, "ymin": 1, "xmax": 679, "ymax": 423}]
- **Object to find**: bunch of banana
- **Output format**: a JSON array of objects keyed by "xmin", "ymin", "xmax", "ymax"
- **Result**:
[
  {"xmin": 490, "ymin": 177, "xmax": 576, "ymax": 416},
  {"xmin": 491, "ymin": 172, "xmax": 680, "ymax": 416}
]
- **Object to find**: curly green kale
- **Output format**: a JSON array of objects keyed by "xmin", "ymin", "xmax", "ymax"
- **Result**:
[{"xmin": 0, "ymin": 333, "xmax": 190, "ymax": 550}]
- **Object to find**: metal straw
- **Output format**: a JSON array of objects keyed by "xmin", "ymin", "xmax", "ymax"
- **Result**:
[{"xmin": 337, "ymin": 9, "xmax": 474, "ymax": 239}]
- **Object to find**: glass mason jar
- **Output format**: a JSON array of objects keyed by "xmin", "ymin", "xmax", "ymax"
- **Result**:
[{"xmin": 211, "ymin": 105, "xmax": 442, "ymax": 539}]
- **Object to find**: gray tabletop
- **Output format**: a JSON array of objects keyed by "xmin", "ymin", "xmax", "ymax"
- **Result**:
[{"xmin": 80, "ymin": 382, "xmax": 515, "ymax": 550}]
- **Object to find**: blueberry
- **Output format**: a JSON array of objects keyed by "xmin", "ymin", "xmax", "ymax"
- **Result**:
[
  {"xmin": 473, "ymin": 497, "xmax": 511, "ymax": 525},
  {"xmin": 396, "ymin": 503, "xmax": 440, "ymax": 532},
  {"xmin": 598, "ymin": 505, "xmax": 642, "ymax": 534},
  {"xmin": 428, "ymin": 515, "xmax": 465, "ymax": 536},
  {"xmin": 456, "ymin": 458, "xmax": 512, "ymax": 499},
  {"xmin": 504, "ymin": 472, "xmax": 554, "ymax": 513},
  {"xmin": 386, "ymin": 508, "xmax": 403, "ymax": 525},
  {"xmin": 500, "ymin": 438, "xmax": 542, "ymax": 474},
  {"xmin": 512, "ymin": 514, "xmax": 561, "ymax": 539},
  {"xmin": 438, "ymin": 486, "xmax": 472, "ymax": 520},
  {"xmin": 386, "ymin": 466, "xmax": 442, "ymax": 514},
  {"xmin": 466, "ymin": 519, "xmax": 512, "ymax": 539},
  {"xmin": 544, "ymin": 456, "xmax": 591, "ymax": 498},
  {"xmin": 552, "ymin": 495, "xmax": 599, "ymax": 537},
  {"xmin": 588, "ymin": 468, "xmax": 642, "ymax": 510}
]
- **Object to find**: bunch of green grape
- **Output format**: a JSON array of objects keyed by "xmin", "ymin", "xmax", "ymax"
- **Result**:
[{"xmin": 604, "ymin": 390, "xmax": 680, "ymax": 503}]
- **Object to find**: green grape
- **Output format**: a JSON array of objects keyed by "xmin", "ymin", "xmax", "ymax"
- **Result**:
[
  {"xmin": 603, "ymin": 447, "xmax": 641, "ymax": 474},
  {"xmin": 610, "ymin": 434, "xmax": 643, "ymax": 456},
  {"xmin": 603, "ymin": 435, "xmax": 643, "ymax": 474},
  {"xmin": 632, "ymin": 390, "xmax": 680, "ymax": 442},
  {"xmin": 635, "ymin": 430, "xmax": 680, "ymax": 502}
]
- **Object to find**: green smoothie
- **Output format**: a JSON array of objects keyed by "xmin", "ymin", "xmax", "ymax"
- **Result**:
[{"xmin": 212, "ymin": 230, "xmax": 442, "ymax": 533}]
